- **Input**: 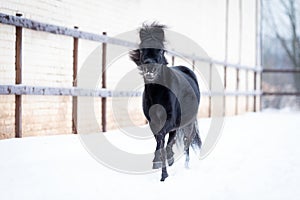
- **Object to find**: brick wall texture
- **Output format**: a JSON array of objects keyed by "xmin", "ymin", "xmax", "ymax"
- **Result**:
[{"xmin": 0, "ymin": 0, "xmax": 259, "ymax": 139}]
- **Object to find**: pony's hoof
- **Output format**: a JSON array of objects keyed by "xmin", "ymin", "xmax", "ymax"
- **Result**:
[
  {"xmin": 167, "ymin": 157, "xmax": 174, "ymax": 166},
  {"xmin": 185, "ymin": 161, "xmax": 190, "ymax": 169},
  {"xmin": 152, "ymin": 161, "xmax": 162, "ymax": 169},
  {"xmin": 160, "ymin": 174, "xmax": 168, "ymax": 181}
]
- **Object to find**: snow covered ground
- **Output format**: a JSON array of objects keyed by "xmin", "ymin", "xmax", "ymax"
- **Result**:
[{"xmin": 1, "ymin": 110, "xmax": 300, "ymax": 200}]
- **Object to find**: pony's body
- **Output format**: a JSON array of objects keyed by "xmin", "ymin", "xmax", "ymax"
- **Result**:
[
  {"xmin": 143, "ymin": 66, "xmax": 200, "ymax": 133},
  {"xmin": 130, "ymin": 23, "xmax": 201, "ymax": 181}
]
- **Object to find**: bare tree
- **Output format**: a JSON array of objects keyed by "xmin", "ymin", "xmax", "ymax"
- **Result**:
[{"xmin": 265, "ymin": 0, "xmax": 300, "ymax": 91}]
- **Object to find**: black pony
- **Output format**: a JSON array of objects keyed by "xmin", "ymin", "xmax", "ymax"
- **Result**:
[{"xmin": 130, "ymin": 23, "xmax": 201, "ymax": 181}]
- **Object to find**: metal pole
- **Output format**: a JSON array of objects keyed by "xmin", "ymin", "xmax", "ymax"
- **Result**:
[
  {"xmin": 236, "ymin": 0, "xmax": 242, "ymax": 115},
  {"xmin": 102, "ymin": 32, "xmax": 107, "ymax": 132},
  {"xmin": 255, "ymin": 0, "xmax": 262, "ymax": 112},
  {"xmin": 223, "ymin": 66, "xmax": 227, "ymax": 116},
  {"xmin": 208, "ymin": 63, "xmax": 212, "ymax": 117},
  {"xmin": 254, "ymin": 71, "xmax": 257, "ymax": 112},
  {"xmin": 245, "ymin": 70, "xmax": 249, "ymax": 111},
  {"xmin": 192, "ymin": 60, "xmax": 195, "ymax": 71},
  {"xmin": 259, "ymin": 0, "xmax": 263, "ymax": 111},
  {"xmin": 15, "ymin": 13, "xmax": 23, "ymax": 138},
  {"xmin": 238, "ymin": 0, "xmax": 243, "ymax": 64},
  {"xmin": 72, "ymin": 26, "xmax": 78, "ymax": 134},
  {"xmin": 224, "ymin": 0, "xmax": 229, "ymax": 116},
  {"xmin": 171, "ymin": 56, "xmax": 175, "ymax": 66},
  {"xmin": 235, "ymin": 69, "xmax": 240, "ymax": 115}
]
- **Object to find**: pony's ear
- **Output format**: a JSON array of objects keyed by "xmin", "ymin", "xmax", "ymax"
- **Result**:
[{"xmin": 129, "ymin": 49, "xmax": 141, "ymax": 66}]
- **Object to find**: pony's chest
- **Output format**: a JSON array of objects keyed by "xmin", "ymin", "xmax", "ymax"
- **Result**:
[{"xmin": 144, "ymin": 85, "xmax": 177, "ymax": 107}]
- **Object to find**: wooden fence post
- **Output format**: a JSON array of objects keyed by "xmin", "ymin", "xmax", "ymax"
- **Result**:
[
  {"xmin": 245, "ymin": 70, "xmax": 249, "ymax": 111},
  {"xmin": 72, "ymin": 26, "xmax": 78, "ymax": 134},
  {"xmin": 259, "ymin": 70, "xmax": 262, "ymax": 111},
  {"xmin": 223, "ymin": 66, "xmax": 227, "ymax": 116},
  {"xmin": 171, "ymin": 56, "xmax": 175, "ymax": 66},
  {"xmin": 254, "ymin": 71, "xmax": 257, "ymax": 112},
  {"xmin": 15, "ymin": 13, "xmax": 23, "ymax": 138},
  {"xmin": 192, "ymin": 60, "xmax": 195, "ymax": 71},
  {"xmin": 235, "ymin": 69, "xmax": 240, "ymax": 115},
  {"xmin": 102, "ymin": 32, "xmax": 107, "ymax": 132},
  {"xmin": 208, "ymin": 63, "xmax": 212, "ymax": 117}
]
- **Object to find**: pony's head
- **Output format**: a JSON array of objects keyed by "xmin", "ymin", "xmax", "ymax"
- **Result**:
[{"xmin": 130, "ymin": 22, "xmax": 168, "ymax": 82}]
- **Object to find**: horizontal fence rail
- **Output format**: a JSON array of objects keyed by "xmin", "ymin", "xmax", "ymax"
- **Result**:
[
  {"xmin": 0, "ymin": 12, "xmax": 262, "ymax": 137},
  {"xmin": 0, "ymin": 13, "xmax": 262, "ymax": 72},
  {"xmin": 0, "ymin": 85, "xmax": 262, "ymax": 97},
  {"xmin": 262, "ymin": 92, "xmax": 300, "ymax": 96},
  {"xmin": 262, "ymin": 68, "xmax": 300, "ymax": 73},
  {"xmin": 0, "ymin": 85, "xmax": 142, "ymax": 97},
  {"xmin": 262, "ymin": 68, "xmax": 300, "ymax": 96},
  {"xmin": 0, "ymin": 13, "xmax": 137, "ymax": 48},
  {"xmin": 168, "ymin": 50, "xmax": 262, "ymax": 72}
]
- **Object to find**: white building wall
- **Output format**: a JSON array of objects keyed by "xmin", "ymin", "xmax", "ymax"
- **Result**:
[{"xmin": 0, "ymin": 0, "xmax": 259, "ymax": 138}]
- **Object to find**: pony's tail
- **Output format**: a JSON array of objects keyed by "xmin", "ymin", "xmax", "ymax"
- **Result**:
[
  {"xmin": 191, "ymin": 120, "xmax": 202, "ymax": 157},
  {"xmin": 175, "ymin": 120, "xmax": 202, "ymax": 157}
]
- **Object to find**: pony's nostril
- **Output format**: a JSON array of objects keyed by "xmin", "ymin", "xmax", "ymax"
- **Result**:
[{"xmin": 144, "ymin": 59, "xmax": 155, "ymax": 64}]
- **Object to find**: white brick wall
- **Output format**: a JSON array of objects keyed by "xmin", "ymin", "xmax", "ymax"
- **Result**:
[
  {"xmin": 0, "ymin": 23, "xmax": 15, "ymax": 138},
  {"xmin": 0, "ymin": 0, "xmax": 259, "ymax": 139}
]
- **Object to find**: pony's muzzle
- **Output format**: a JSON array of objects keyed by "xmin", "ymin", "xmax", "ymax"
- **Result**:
[{"xmin": 144, "ymin": 72, "xmax": 155, "ymax": 81}]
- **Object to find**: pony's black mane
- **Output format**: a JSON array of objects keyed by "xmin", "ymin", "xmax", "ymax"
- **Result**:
[
  {"xmin": 130, "ymin": 22, "xmax": 168, "ymax": 66},
  {"xmin": 139, "ymin": 22, "xmax": 167, "ymax": 47}
]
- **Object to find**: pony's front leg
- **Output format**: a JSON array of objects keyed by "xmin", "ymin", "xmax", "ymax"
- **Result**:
[
  {"xmin": 153, "ymin": 133, "xmax": 169, "ymax": 181},
  {"xmin": 152, "ymin": 133, "xmax": 166, "ymax": 169},
  {"xmin": 161, "ymin": 167, "xmax": 168, "ymax": 181}
]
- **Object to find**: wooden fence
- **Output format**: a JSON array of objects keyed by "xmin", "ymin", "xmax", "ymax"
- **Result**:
[
  {"xmin": 0, "ymin": 12, "xmax": 262, "ymax": 138},
  {"xmin": 262, "ymin": 68, "xmax": 300, "ymax": 96}
]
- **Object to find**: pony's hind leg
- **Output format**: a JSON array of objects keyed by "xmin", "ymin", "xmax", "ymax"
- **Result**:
[
  {"xmin": 183, "ymin": 123, "xmax": 194, "ymax": 168},
  {"xmin": 184, "ymin": 147, "xmax": 190, "ymax": 169},
  {"xmin": 166, "ymin": 130, "xmax": 176, "ymax": 166}
]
